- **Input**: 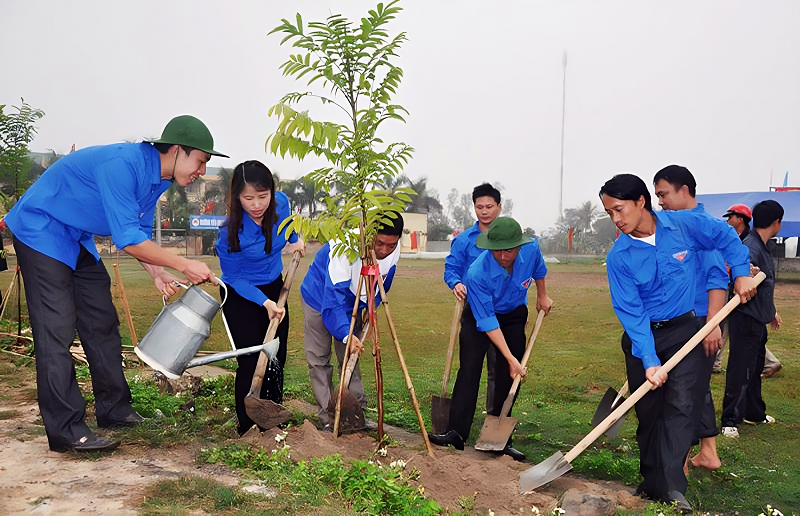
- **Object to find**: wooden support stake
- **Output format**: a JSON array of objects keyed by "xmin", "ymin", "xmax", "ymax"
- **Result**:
[
  {"xmin": 0, "ymin": 266, "xmax": 18, "ymax": 321},
  {"xmin": 113, "ymin": 264, "xmax": 138, "ymax": 346},
  {"xmin": 371, "ymin": 250, "xmax": 435, "ymax": 457}
]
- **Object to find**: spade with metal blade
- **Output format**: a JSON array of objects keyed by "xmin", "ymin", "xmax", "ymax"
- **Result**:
[
  {"xmin": 520, "ymin": 272, "xmax": 764, "ymax": 494},
  {"xmin": 590, "ymin": 380, "xmax": 629, "ymax": 438},
  {"xmin": 475, "ymin": 309, "xmax": 545, "ymax": 451},
  {"xmin": 243, "ymin": 251, "xmax": 301, "ymax": 430},
  {"xmin": 431, "ymin": 298, "xmax": 465, "ymax": 435},
  {"xmin": 327, "ymin": 321, "xmax": 370, "ymax": 434}
]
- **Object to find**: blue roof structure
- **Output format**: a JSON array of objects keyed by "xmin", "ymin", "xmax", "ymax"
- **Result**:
[{"xmin": 696, "ymin": 191, "xmax": 800, "ymax": 238}]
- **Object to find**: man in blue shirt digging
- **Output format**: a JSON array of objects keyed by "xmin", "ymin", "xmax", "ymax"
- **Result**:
[
  {"xmin": 444, "ymin": 183, "xmax": 503, "ymax": 412},
  {"xmin": 4, "ymin": 115, "xmax": 226, "ymax": 453},
  {"xmin": 430, "ymin": 217, "xmax": 552, "ymax": 461}
]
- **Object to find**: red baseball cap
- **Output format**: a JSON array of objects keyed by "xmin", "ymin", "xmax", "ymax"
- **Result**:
[{"xmin": 723, "ymin": 204, "xmax": 752, "ymax": 221}]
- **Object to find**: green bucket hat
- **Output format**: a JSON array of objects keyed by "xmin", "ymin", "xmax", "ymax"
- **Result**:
[
  {"xmin": 151, "ymin": 115, "xmax": 228, "ymax": 158},
  {"xmin": 476, "ymin": 217, "xmax": 533, "ymax": 250}
]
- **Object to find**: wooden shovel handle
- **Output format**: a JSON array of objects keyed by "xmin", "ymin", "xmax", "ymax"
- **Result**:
[
  {"xmin": 499, "ymin": 309, "xmax": 546, "ymax": 418},
  {"xmin": 247, "ymin": 251, "xmax": 302, "ymax": 396},
  {"xmin": 563, "ymin": 271, "xmax": 765, "ymax": 463},
  {"xmin": 440, "ymin": 298, "xmax": 465, "ymax": 397}
]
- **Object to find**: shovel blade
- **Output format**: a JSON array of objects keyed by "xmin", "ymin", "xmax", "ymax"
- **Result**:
[
  {"xmin": 430, "ymin": 395, "xmax": 451, "ymax": 435},
  {"xmin": 519, "ymin": 451, "xmax": 573, "ymax": 494},
  {"xmin": 327, "ymin": 387, "xmax": 366, "ymax": 434},
  {"xmin": 244, "ymin": 396, "xmax": 292, "ymax": 430},
  {"xmin": 474, "ymin": 415, "xmax": 518, "ymax": 451},
  {"xmin": 591, "ymin": 387, "xmax": 628, "ymax": 438}
]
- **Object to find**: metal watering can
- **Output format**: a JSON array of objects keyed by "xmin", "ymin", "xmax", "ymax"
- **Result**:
[{"xmin": 134, "ymin": 278, "xmax": 277, "ymax": 379}]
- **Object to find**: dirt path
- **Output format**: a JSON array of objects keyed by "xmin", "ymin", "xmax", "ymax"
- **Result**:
[{"xmin": 0, "ymin": 382, "xmax": 643, "ymax": 515}]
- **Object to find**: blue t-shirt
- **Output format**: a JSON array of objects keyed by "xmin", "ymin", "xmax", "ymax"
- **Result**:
[
  {"xmin": 300, "ymin": 241, "xmax": 400, "ymax": 341},
  {"xmin": 606, "ymin": 210, "xmax": 750, "ymax": 369},
  {"xmin": 466, "ymin": 241, "xmax": 548, "ymax": 332},
  {"xmin": 5, "ymin": 143, "xmax": 170, "ymax": 268},
  {"xmin": 216, "ymin": 191, "xmax": 297, "ymax": 306},
  {"xmin": 443, "ymin": 222, "xmax": 483, "ymax": 290}
]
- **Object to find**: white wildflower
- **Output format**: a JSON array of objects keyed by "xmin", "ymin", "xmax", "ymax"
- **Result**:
[
  {"xmin": 488, "ymin": 511, "xmax": 494, "ymax": 516},
  {"xmin": 275, "ymin": 431, "xmax": 287, "ymax": 442},
  {"xmin": 377, "ymin": 447, "xmax": 387, "ymax": 457},
  {"xmin": 531, "ymin": 506, "xmax": 540, "ymax": 514},
  {"xmin": 223, "ymin": 407, "xmax": 230, "ymax": 413}
]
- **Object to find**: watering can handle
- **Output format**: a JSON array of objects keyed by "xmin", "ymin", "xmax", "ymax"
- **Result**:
[
  {"xmin": 211, "ymin": 276, "xmax": 237, "ymax": 351},
  {"xmin": 162, "ymin": 277, "xmax": 236, "ymax": 351}
]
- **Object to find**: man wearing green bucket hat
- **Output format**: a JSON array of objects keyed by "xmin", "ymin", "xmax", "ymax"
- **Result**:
[
  {"xmin": 429, "ymin": 216, "xmax": 553, "ymax": 460},
  {"xmin": 4, "ymin": 115, "xmax": 227, "ymax": 453}
]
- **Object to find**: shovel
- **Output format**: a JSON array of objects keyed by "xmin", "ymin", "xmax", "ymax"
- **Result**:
[
  {"xmin": 590, "ymin": 381, "xmax": 629, "ymax": 438},
  {"xmin": 243, "ymin": 251, "xmax": 302, "ymax": 430},
  {"xmin": 475, "ymin": 310, "xmax": 545, "ymax": 451},
  {"xmin": 431, "ymin": 298, "xmax": 465, "ymax": 434},
  {"xmin": 519, "ymin": 271, "xmax": 765, "ymax": 493},
  {"xmin": 327, "ymin": 322, "xmax": 370, "ymax": 434}
]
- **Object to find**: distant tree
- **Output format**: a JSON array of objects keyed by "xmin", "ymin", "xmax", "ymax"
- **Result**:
[
  {"xmin": 0, "ymin": 100, "xmax": 45, "ymax": 208},
  {"xmin": 494, "ymin": 182, "xmax": 513, "ymax": 217},
  {"xmin": 523, "ymin": 227, "xmax": 536, "ymax": 238}
]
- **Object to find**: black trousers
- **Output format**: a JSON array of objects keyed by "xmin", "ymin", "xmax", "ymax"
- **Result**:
[
  {"xmin": 720, "ymin": 309, "xmax": 767, "ymax": 428},
  {"xmin": 622, "ymin": 314, "xmax": 705, "ymax": 501},
  {"xmin": 220, "ymin": 277, "xmax": 289, "ymax": 435},
  {"xmin": 14, "ymin": 237, "xmax": 136, "ymax": 450},
  {"xmin": 695, "ymin": 316, "xmax": 718, "ymax": 441},
  {"xmin": 447, "ymin": 304, "xmax": 527, "ymax": 442}
]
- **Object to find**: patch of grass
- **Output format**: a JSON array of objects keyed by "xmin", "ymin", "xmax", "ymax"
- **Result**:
[
  {"xmin": 200, "ymin": 443, "xmax": 441, "ymax": 515},
  {"xmin": 0, "ymin": 409, "xmax": 16, "ymax": 420},
  {"xmin": 572, "ymin": 448, "xmax": 640, "ymax": 484},
  {"xmin": 140, "ymin": 476, "xmax": 270, "ymax": 515}
]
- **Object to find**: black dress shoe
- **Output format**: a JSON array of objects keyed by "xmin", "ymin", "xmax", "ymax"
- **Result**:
[
  {"xmin": 97, "ymin": 411, "xmax": 145, "ymax": 428},
  {"xmin": 52, "ymin": 434, "xmax": 121, "ymax": 453},
  {"xmin": 502, "ymin": 446, "xmax": 525, "ymax": 462},
  {"xmin": 428, "ymin": 430, "xmax": 464, "ymax": 450},
  {"xmin": 664, "ymin": 491, "xmax": 692, "ymax": 513}
]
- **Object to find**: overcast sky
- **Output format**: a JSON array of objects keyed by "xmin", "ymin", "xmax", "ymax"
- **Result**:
[{"xmin": 2, "ymin": 0, "xmax": 798, "ymax": 231}]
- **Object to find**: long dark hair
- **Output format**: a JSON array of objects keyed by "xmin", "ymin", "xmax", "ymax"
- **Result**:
[
  {"xmin": 225, "ymin": 160, "xmax": 277, "ymax": 253},
  {"xmin": 599, "ymin": 174, "xmax": 653, "ymax": 212}
]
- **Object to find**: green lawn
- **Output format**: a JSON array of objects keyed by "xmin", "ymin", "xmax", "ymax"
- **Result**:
[{"xmin": 4, "ymin": 253, "xmax": 798, "ymax": 514}]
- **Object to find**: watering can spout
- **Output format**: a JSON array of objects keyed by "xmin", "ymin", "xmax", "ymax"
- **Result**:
[{"xmin": 185, "ymin": 339, "xmax": 280, "ymax": 370}]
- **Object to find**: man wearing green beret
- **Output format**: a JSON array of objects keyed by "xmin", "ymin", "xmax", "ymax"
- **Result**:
[
  {"xmin": 429, "ymin": 217, "xmax": 552, "ymax": 460},
  {"xmin": 4, "ymin": 115, "xmax": 227, "ymax": 453}
]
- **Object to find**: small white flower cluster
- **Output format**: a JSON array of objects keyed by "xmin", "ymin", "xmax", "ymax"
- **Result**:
[
  {"xmin": 389, "ymin": 459, "xmax": 407, "ymax": 469},
  {"xmin": 552, "ymin": 508, "xmax": 566, "ymax": 515},
  {"xmin": 531, "ymin": 506, "xmax": 540, "ymax": 515},
  {"xmin": 275, "ymin": 431, "xmax": 288, "ymax": 443},
  {"xmin": 759, "ymin": 505, "xmax": 784, "ymax": 516}
]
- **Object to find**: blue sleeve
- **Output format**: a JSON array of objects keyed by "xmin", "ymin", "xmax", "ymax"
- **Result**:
[
  {"xmin": 530, "ymin": 242, "xmax": 548, "ymax": 280},
  {"xmin": 444, "ymin": 237, "xmax": 467, "ymax": 290},
  {"xmin": 466, "ymin": 263, "xmax": 499, "ymax": 332},
  {"xmin": 276, "ymin": 191, "xmax": 298, "ymax": 244},
  {"xmin": 607, "ymin": 251, "xmax": 660, "ymax": 369},
  {"xmin": 704, "ymin": 251, "xmax": 729, "ymax": 292},
  {"xmin": 680, "ymin": 213, "xmax": 750, "ymax": 279},
  {"xmin": 216, "ymin": 227, "xmax": 268, "ymax": 307},
  {"xmin": 94, "ymin": 158, "xmax": 150, "ymax": 249},
  {"xmin": 320, "ymin": 252, "xmax": 357, "ymax": 342}
]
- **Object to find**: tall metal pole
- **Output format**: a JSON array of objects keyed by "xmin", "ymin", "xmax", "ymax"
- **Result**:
[{"xmin": 559, "ymin": 51, "xmax": 567, "ymax": 221}]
